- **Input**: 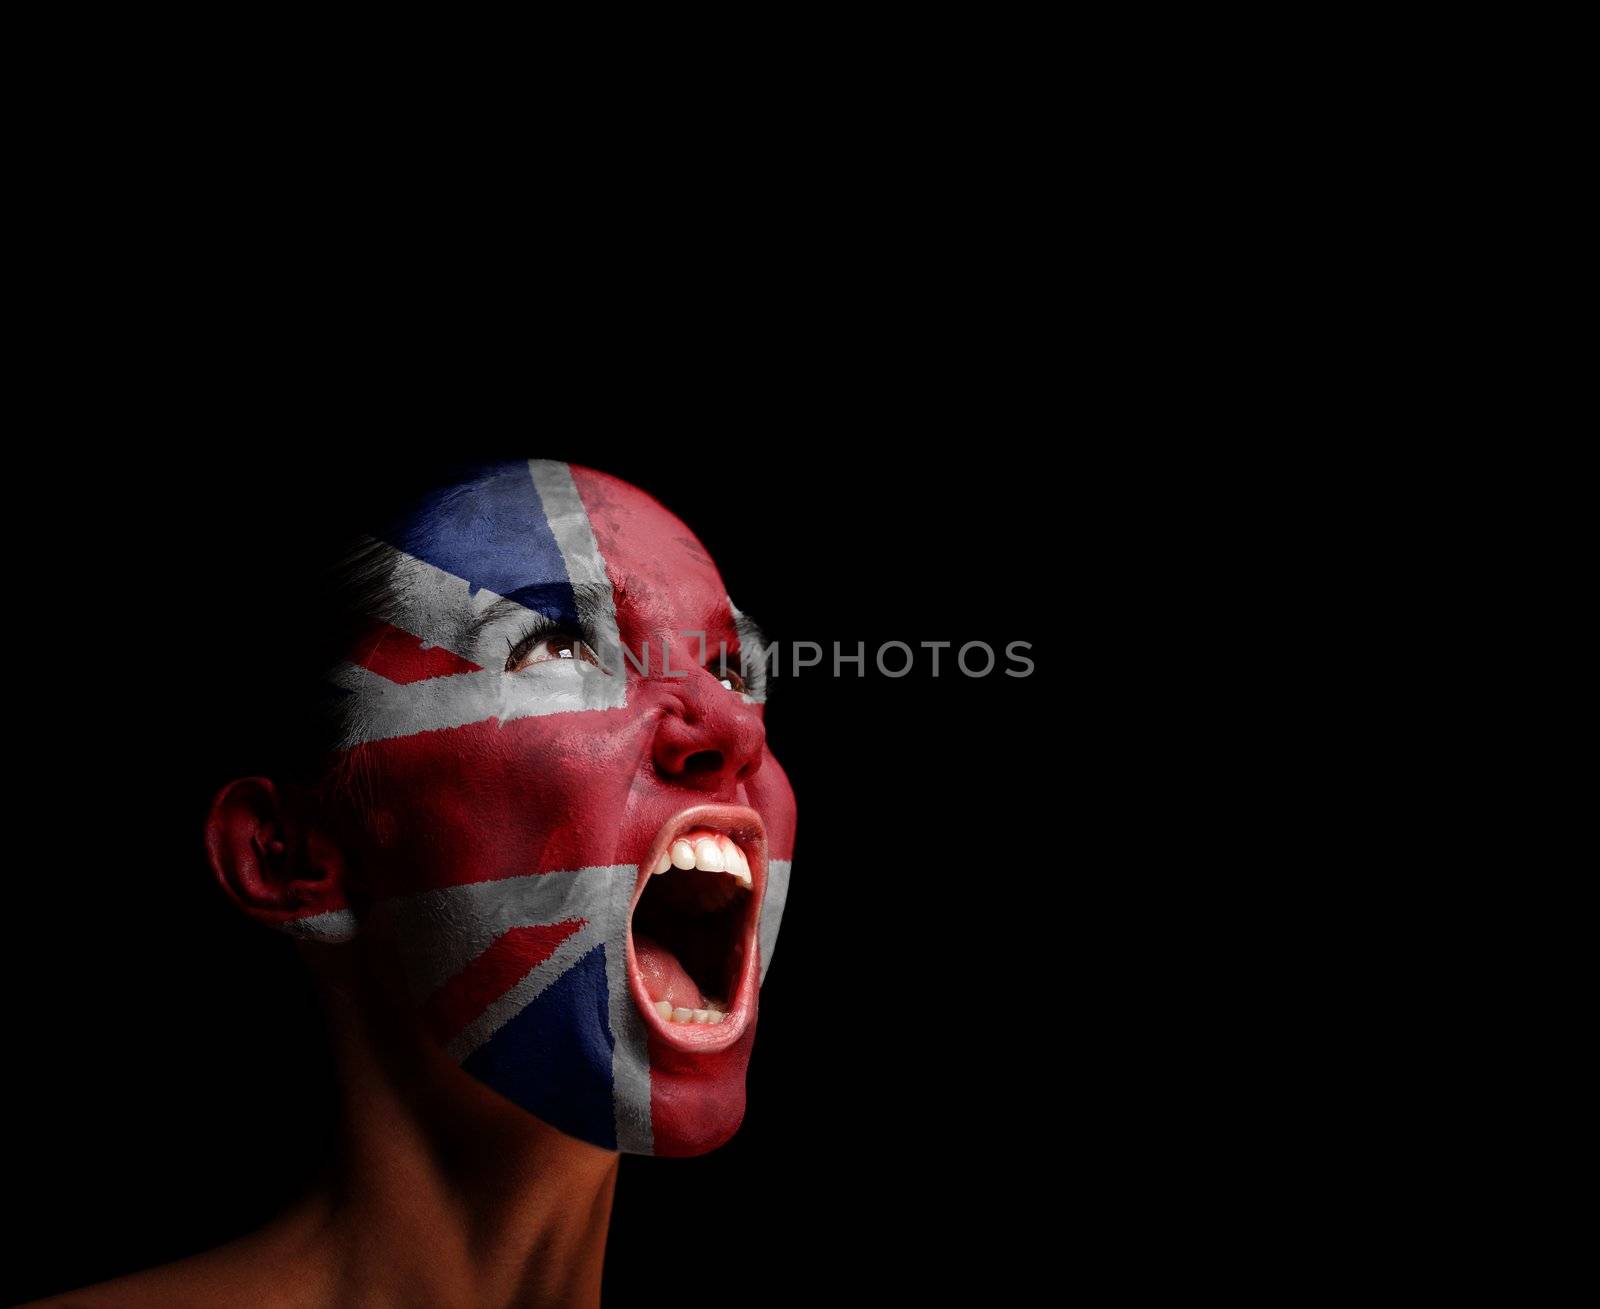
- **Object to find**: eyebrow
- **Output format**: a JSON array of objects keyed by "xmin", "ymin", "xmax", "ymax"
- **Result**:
[
  {"xmin": 731, "ymin": 604, "xmax": 767, "ymax": 652},
  {"xmin": 461, "ymin": 582, "xmax": 619, "ymax": 647},
  {"xmin": 459, "ymin": 582, "xmax": 760, "ymax": 668}
]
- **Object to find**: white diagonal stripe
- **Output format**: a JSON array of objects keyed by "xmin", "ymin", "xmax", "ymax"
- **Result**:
[
  {"xmin": 378, "ymin": 540, "xmax": 510, "ymax": 664},
  {"xmin": 443, "ymin": 917, "xmax": 609, "ymax": 1063}
]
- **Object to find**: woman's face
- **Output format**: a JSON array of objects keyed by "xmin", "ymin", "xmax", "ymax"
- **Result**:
[{"xmin": 309, "ymin": 460, "xmax": 797, "ymax": 1156}]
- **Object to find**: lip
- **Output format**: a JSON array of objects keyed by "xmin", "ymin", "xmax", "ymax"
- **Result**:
[{"xmin": 626, "ymin": 802, "xmax": 767, "ymax": 1053}]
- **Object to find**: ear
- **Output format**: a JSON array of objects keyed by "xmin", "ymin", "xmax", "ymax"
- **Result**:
[{"xmin": 205, "ymin": 777, "xmax": 357, "ymax": 943}]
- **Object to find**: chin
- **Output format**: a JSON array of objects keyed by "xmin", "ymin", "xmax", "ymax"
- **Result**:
[
  {"xmin": 643, "ymin": 1023, "xmax": 757, "ymax": 1157},
  {"xmin": 620, "ymin": 802, "xmax": 770, "ymax": 1156}
]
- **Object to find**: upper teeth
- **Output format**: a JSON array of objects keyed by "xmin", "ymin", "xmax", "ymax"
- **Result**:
[{"xmin": 653, "ymin": 829, "xmax": 752, "ymax": 887}]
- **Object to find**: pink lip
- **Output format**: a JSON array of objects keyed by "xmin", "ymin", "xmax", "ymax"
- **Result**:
[{"xmin": 626, "ymin": 803, "xmax": 767, "ymax": 1053}]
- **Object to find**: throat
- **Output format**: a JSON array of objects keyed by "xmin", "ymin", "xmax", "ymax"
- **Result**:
[{"xmin": 633, "ymin": 933, "xmax": 710, "ymax": 1010}]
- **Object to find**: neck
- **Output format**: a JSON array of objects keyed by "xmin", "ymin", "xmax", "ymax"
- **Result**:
[{"xmin": 301, "ymin": 946, "xmax": 621, "ymax": 1308}]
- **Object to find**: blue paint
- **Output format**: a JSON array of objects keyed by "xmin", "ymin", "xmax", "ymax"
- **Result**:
[
  {"xmin": 384, "ymin": 459, "xmax": 578, "ymax": 625},
  {"xmin": 462, "ymin": 944, "xmax": 617, "ymax": 1150}
]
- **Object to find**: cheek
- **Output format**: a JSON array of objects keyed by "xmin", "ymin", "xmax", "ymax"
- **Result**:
[
  {"xmin": 748, "ymin": 747, "xmax": 798, "ymax": 861},
  {"xmin": 346, "ymin": 710, "xmax": 658, "ymax": 896}
]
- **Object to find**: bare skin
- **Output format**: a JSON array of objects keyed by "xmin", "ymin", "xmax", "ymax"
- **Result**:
[{"xmin": 32, "ymin": 944, "xmax": 619, "ymax": 1309}]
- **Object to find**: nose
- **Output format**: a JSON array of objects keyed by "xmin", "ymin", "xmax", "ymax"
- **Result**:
[{"xmin": 652, "ymin": 667, "xmax": 766, "ymax": 794}]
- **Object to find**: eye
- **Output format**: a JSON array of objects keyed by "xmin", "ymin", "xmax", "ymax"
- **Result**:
[
  {"xmin": 712, "ymin": 653, "xmax": 747, "ymax": 695},
  {"xmin": 507, "ymin": 631, "xmax": 603, "ymax": 673}
]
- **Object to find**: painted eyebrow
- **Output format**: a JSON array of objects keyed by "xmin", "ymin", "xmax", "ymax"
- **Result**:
[
  {"xmin": 730, "ymin": 604, "xmax": 767, "ymax": 653},
  {"xmin": 460, "ymin": 582, "xmax": 618, "ymax": 648}
]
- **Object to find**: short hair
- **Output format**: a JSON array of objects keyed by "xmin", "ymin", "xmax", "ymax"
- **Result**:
[{"xmin": 193, "ymin": 457, "xmax": 528, "ymax": 800}]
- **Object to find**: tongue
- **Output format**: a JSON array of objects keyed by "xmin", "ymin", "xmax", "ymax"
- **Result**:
[{"xmin": 633, "ymin": 933, "xmax": 706, "ymax": 1010}]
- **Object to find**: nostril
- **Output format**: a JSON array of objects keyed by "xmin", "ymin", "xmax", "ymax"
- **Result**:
[{"xmin": 682, "ymin": 749, "xmax": 724, "ymax": 777}]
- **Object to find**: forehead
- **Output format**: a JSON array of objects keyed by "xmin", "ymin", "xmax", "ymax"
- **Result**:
[
  {"xmin": 569, "ymin": 466, "xmax": 727, "ymax": 617},
  {"xmin": 386, "ymin": 460, "xmax": 727, "ymax": 623}
]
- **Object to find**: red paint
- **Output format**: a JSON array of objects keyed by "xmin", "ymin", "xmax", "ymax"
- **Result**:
[
  {"xmin": 570, "ymin": 468, "xmax": 799, "ymax": 1154},
  {"xmin": 351, "ymin": 620, "xmax": 482, "ymax": 684},
  {"xmin": 332, "ymin": 467, "xmax": 800, "ymax": 1156},
  {"xmin": 645, "ymin": 1025, "xmax": 756, "ymax": 1157},
  {"xmin": 422, "ymin": 920, "xmax": 586, "ymax": 1046}
]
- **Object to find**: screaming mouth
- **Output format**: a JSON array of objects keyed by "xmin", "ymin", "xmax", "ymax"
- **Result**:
[{"xmin": 628, "ymin": 804, "xmax": 765, "ymax": 1051}]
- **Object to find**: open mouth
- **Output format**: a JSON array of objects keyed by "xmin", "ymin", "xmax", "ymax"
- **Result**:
[{"xmin": 627, "ymin": 804, "xmax": 766, "ymax": 1052}]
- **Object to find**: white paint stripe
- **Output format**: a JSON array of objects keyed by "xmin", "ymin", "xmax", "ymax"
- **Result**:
[
  {"xmin": 603, "ymin": 864, "xmax": 654, "ymax": 1154},
  {"xmin": 729, "ymin": 598, "xmax": 769, "ymax": 705},
  {"xmin": 371, "ymin": 866, "xmax": 632, "ymax": 1002},
  {"xmin": 278, "ymin": 907, "xmax": 357, "ymax": 943},
  {"xmin": 418, "ymin": 862, "xmax": 650, "ymax": 1160},
  {"xmin": 332, "ymin": 465, "xmax": 631, "ymax": 746},
  {"xmin": 443, "ymin": 918, "xmax": 608, "ymax": 1062},
  {"xmin": 527, "ymin": 460, "xmax": 628, "ymax": 710},
  {"xmin": 332, "ymin": 660, "xmax": 621, "ymax": 746},
  {"xmin": 366, "ymin": 861, "xmax": 653, "ymax": 1150},
  {"xmin": 378, "ymin": 540, "xmax": 509, "ymax": 663},
  {"xmin": 760, "ymin": 859, "xmax": 792, "ymax": 983}
]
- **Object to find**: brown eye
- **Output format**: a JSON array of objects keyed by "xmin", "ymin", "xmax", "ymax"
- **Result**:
[
  {"xmin": 713, "ymin": 658, "xmax": 747, "ymax": 695},
  {"xmin": 507, "ymin": 633, "xmax": 602, "ymax": 673}
]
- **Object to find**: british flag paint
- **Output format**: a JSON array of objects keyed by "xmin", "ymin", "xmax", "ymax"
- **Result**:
[{"xmin": 276, "ymin": 460, "xmax": 797, "ymax": 1157}]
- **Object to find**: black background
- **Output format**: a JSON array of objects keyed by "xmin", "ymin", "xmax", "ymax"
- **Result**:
[{"xmin": 5, "ymin": 440, "xmax": 1078, "ymax": 1305}]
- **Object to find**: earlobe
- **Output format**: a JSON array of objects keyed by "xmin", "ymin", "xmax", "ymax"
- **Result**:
[{"xmin": 206, "ymin": 777, "xmax": 356, "ymax": 940}]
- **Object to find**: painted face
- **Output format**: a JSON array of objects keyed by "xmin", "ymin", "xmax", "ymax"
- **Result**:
[{"xmin": 282, "ymin": 460, "xmax": 797, "ymax": 1157}]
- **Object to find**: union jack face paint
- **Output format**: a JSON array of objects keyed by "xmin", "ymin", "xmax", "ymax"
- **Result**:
[{"xmin": 280, "ymin": 460, "xmax": 797, "ymax": 1157}]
